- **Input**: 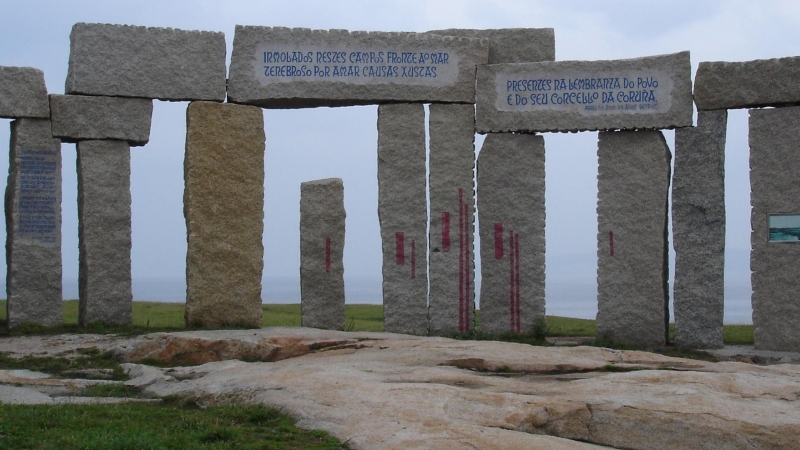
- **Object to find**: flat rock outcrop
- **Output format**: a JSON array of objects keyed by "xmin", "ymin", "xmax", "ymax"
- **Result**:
[{"xmin": 111, "ymin": 329, "xmax": 800, "ymax": 449}]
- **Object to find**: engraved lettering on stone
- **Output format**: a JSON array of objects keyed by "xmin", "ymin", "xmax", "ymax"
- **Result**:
[
  {"xmin": 495, "ymin": 70, "xmax": 673, "ymax": 115},
  {"xmin": 18, "ymin": 149, "xmax": 58, "ymax": 244},
  {"xmin": 254, "ymin": 45, "xmax": 460, "ymax": 86}
]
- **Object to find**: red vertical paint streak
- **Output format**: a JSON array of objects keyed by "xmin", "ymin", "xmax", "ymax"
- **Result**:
[
  {"xmin": 509, "ymin": 229, "xmax": 515, "ymax": 332},
  {"xmin": 458, "ymin": 188, "xmax": 465, "ymax": 332},
  {"xmin": 441, "ymin": 212, "xmax": 451, "ymax": 252},
  {"xmin": 494, "ymin": 223, "xmax": 504, "ymax": 259},
  {"xmin": 410, "ymin": 239, "xmax": 416, "ymax": 279},
  {"xmin": 325, "ymin": 237, "xmax": 331, "ymax": 273},
  {"xmin": 396, "ymin": 232, "xmax": 405, "ymax": 265},
  {"xmin": 515, "ymin": 233, "xmax": 521, "ymax": 333},
  {"xmin": 609, "ymin": 231, "xmax": 615, "ymax": 256},
  {"xmin": 464, "ymin": 196, "xmax": 471, "ymax": 329}
]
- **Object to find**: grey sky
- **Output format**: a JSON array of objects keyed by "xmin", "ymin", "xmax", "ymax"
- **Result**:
[{"xmin": 1, "ymin": 0, "xmax": 799, "ymax": 298}]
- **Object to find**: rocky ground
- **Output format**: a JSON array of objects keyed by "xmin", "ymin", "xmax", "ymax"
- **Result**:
[{"xmin": 2, "ymin": 328, "xmax": 800, "ymax": 449}]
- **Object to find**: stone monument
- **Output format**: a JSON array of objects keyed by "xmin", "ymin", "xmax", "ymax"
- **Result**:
[
  {"xmin": 300, "ymin": 178, "xmax": 346, "ymax": 330},
  {"xmin": 377, "ymin": 103, "xmax": 428, "ymax": 335},
  {"xmin": 184, "ymin": 101, "xmax": 265, "ymax": 328}
]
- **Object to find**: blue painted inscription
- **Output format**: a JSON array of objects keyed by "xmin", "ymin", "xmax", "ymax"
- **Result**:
[{"xmin": 17, "ymin": 149, "xmax": 57, "ymax": 244}]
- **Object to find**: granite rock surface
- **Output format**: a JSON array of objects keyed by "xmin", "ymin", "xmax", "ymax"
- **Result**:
[
  {"xmin": 228, "ymin": 26, "xmax": 488, "ymax": 107},
  {"xmin": 377, "ymin": 103, "xmax": 428, "ymax": 335},
  {"xmin": 116, "ymin": 328, "xmax": 800, "ymax": 450},
  {"xmin": 428, "ymin": 104, "xmax": 476, "ymax": 336},
  {"xmin": 77, "ymin": 140, "xmax": 132, "ymax": 326},
  {"xmin": 477, "ymin": 133, "xmax": 546, "ymax": 335},
  {"xmin": 66, "ymin": 23, "xmax": 226, "ymax": 101},
  {"xmin": 596, "ymin": 130, "xmax": 671, "ymax": 346},
  {"xmin": 49, "ymin": 94, "xmax": 153, "ymax": 146},
  {"xmin": 0, "ymin": 66, "xmax": 50, "ymax": 119},
  {"xmin": 300, "ymin": 178, "xmax": 346, "ymax": 331},
  {"xmin": 749, "ymin": 106, "xmax": 800, "ymax": 352},
  {"xmin": 427, "ymin": 28, "xmax": 554, "ymax": 63},
  {"xmin": 5, "ymin": 119, "xmax": 62, "ymax": 328},
  {"xmin": 476, "ymin": 51, "xmax": 693, "ymax": 133},
  {"xmin": 184, "ymin": 101, "xmax": 264, "ymax": 328},
  {"xmin": 673, "ymin": 110, "xmax": 727, "ymax": 348},
  {"xmin": 694, "ymin": 56, "xmax": 800, "ymax": 110}
]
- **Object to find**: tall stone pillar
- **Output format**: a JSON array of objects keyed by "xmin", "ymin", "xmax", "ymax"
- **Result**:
[
  {"xmin": 6, "ymin": 118, "xmax": 62, "ymax": 328},
  {"xmin": 477, "ymin": 133, "xmax": 546, "ymax": 335},
  {"xmin": 596, "ymin": 130, "xmax": 671, "ymax": 346},
  {"xmin": 300, "ymin": 178, "xmax": 346, "ymax": 330},
  {"xmin": 673, "ymin": 110, "xmax": 727, "ymax": 348},
  {"xmin": 77, "ymin": 140, "xmax": 132, "ymax": 326},
  {"xmin": 428, "ymin": 103, "xmax": 476, "ymax": 335},
  {"xmin": 377, "ymin": 103, "xmax": 428, "ymax": 335},
  {"xmin": 184, "ymin": 101, "xmax": 265, "ymax": 328},
  {"xmin": 749, "ymin": 105, "xmax": 800, "ymax": 351}
]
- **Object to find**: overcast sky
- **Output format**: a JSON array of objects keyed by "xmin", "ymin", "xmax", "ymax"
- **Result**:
[{"xmin": 1, "ymin": 0, "xmax": 799, "ymax": 303}]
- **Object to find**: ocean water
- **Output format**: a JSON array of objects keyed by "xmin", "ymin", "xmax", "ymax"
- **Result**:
[{"xmin": 44, "ymin": 275, "xmax": 754, "ymax": 324}]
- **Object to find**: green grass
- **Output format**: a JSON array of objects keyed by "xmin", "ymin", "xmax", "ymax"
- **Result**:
[
  {"xmin": 0, "ymin": 299, "xmax": 754, "ymax": 345},
  {"xmin": 0, "ymin": 400, "xmax": 348, "ymax": 449},
  {"xmin": 0, "ymin": 347, "xmax": 126, "ymax": 380}
]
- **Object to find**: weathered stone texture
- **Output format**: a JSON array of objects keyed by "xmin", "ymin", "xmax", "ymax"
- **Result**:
[
  {"xmin": 749, "ymin": 106, "xmax": 800, "ymax": 351},
  {"xmin": 229, "ymin": 26, "xmax": 488, "ymax": 108},
  {"xmin": 477, "ymin": 133, "xmax": 546, "ymax": 335},
  {"xmin": 476, "ymin": 51, "xmax": 693, "ymax": 133},
  {"xmin": 66, "ymin": 23, "xmax": 227, "ymax": 101},
  {"xmin": 426, "ymin": 28, "xmax": 555, "ymax": 63},
  {"xmin": 673, "ymin": 110, "xmax": 727, "ymax": 349},
  {"xmin": 597, "ymin": 130, "xmax": 671, "ymax": 346},
  {"xmin": 49, "ymin": 94, "xmax": 153, "ymax": 146},
  {"xmin": 5, "ymin": 119, "xmax": 62, "ymax": 328},
  {"xmin": 0, "ymin": 67, "xmax": 49, "ymax": 119},
  {"xmin": 378, "ymin": 103, "xmax": 428, "ymax": 335},
  {"xmin": 428, "ymin": 104, "xmax": 476, "ymax": 335},
  {"xmin": 695, "ymin": 56, "xmax": 800, "ymax": 110},
  {"xmin": 184, "ymin": 101, "xmax": 264, "ymax": 328},
  {"xmin": 77, "ymin": 140, "xmax": 132, "ymax": 326},
  {"xmin": 300, "ymin": 178, "xmax": 346, "ymax": 330}
]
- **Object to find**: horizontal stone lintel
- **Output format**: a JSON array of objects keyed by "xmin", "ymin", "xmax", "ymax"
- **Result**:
[
  {"xmin": 66, "ymin": 22, "xmax": 227, "ymax": 101},
  {"xmin": 49, "ymin": 94, "xmax": 153, "ymax": 146},
  {"xmin": 476, "ymin": 51, "xmax": 693, "ymax": 133},
  {"xmin": 694, "ymin": 56, "xmax": 800, "ymax": 110},
  {"xmin": 228, "ymin": 26, "xmax": 489, "ymax": 108}
]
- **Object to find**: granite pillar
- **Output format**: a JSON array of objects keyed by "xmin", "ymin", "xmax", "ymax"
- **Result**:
[
  {"xmin": 428, "ymin": 103, "xmax": 476, "ymax": 335},
  {"xmin": 184, "ymin": 101, "xmax": 265, "ymax": 328},
  {"xmin": 300, "ymin": 178, "xmax": 346, "ymax": 330},
  {"xmin": 477, "ymin": 133, "xmax": 546, "ymax": 335},
  {"xmin": 5, "ymin": 118, "xmax": 62, "ymax": 328},
  {"xmin": 377, "ymin": 103, "xmax": 428, "ymax": 335},
  {"xmin": 77, "ymin": 140, "xmax": 132, "ymax": 326},
  {"xmin": 597, "ymin": 130, "xmax": 671, "ymax": 346},
  {"xmin": 673, "ymin": 110, "xmax": 727, "ymax": 348},
  {"xmin": 749, "ymin": 105, "xmax": 800, "ymax": 351}
]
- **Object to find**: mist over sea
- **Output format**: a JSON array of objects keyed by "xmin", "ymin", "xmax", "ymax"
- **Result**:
[{"xmin": 46, "ymin": 274, "xmax": 753, "ymax": 325}]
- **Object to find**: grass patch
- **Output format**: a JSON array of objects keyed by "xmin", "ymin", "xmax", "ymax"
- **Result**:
[
  {"xmin": 1, "ymin": 299, "xmax": 755, "ymax": 346},
  {"xmin": 76, "ymin": 383, "xmax": 143, "ymax": 398},
  {"xmin": 0, "ymin": 347, "xmax": 127, "ymax": 380},
  {"xmin": 0, "ymin": 401, "xmax": 348, "ymax": 449}
]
